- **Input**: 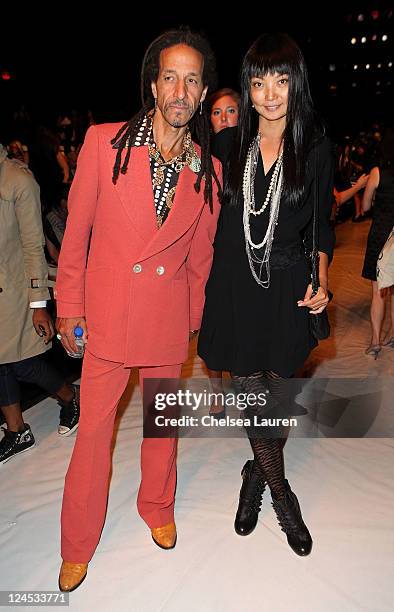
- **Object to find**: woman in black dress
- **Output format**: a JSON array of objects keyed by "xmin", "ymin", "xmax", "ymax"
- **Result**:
[
  {"xmin": 361, "ymin": 128, "xmax": 394, "ymax": 358},
  {"xmin": 198, "ymin": 33, "xmax": 335, "ymax": 556}
]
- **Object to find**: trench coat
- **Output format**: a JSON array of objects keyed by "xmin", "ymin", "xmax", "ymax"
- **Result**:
[{"xmin": 0, "ymin": 144, "xmax": 50, "ymax": 364}]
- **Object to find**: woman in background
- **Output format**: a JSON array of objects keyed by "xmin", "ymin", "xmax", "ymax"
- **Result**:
[
  {"xmin": 209, "ymin": 88, "xmax": 240, "ymax": 135},
  {"xmin": 361, "ymin": 128, "xmax": 394, "ymax": 358},
  {"xmin": 206, "ymin": 87, "xmax": 241, "ymax": 417}
]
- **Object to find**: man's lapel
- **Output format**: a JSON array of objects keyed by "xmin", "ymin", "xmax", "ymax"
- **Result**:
[
  {"xmin": 105, "ymin": 140, "xmax": 205, "ymax": 259},
  {"xmin": 138, "ymin": 165, "xmax": 204, "ymax": 261},
  {"xmin": 106, "ymin": 144, "xmax": 158, "ymax": 241}
]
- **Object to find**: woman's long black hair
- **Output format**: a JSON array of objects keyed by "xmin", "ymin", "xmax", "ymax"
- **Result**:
[
  {"xmin": 225, "ymin": 32, "xmax": 324, "ymax": 208},
  {"xmin": 111, "ymin": 27, "xmax": 222, "ymax": 211}
]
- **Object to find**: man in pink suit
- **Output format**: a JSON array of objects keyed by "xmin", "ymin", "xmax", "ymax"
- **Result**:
[{"xmin": 56, "ymin": 28, "xmax": 222, "ymax": 591}]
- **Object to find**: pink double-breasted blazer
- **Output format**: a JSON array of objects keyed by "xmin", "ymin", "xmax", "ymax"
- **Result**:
[{"xmin": 55, "ymin": 123, "xmax": 221, "ymax": 366}]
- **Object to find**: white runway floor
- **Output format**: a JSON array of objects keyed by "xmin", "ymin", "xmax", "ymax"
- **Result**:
[{"xmin": 1, "ymin": 218, "xmax": 393, "ymax": 611}]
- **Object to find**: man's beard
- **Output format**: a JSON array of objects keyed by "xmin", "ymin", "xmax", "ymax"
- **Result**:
[
  {"xmin": 171, "ymin": 116, "xmax": 188, "ymax": 127},
  {"xmin": 164, "ymin": 102, "xmax": 193, "ymax": 127}
]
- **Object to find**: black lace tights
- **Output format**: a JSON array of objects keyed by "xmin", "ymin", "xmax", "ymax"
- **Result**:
[{"xmin": 232, "ymin": 370, "xmax": 290, "ymax": 501}]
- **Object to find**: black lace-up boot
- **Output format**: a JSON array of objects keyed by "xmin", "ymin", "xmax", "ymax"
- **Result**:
[
  {"xmin": 271, "ymin": 479, "xmax": 313, "ymax": 556},
  {"xmin": 234, "ymin": 460, "xmax": 266, "ymax": 536}
]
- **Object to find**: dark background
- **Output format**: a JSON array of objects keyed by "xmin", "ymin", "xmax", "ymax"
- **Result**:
[
  {"xmin": 1, "ymin": 4, "xmax": 393, "ymax": 139},
  {"xmin": 0, "ymin": 4, "xmax": 392, "ymax": 415}
]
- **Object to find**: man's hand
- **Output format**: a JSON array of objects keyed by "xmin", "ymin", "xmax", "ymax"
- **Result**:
[
  {"xmin": 32, "ymin": 308, "xmax": 55, "ymax": 344},
  {"xmin": 189, "ymin": 330, "xmax": 199, "ymax": 341},
  {"xmin": 56, "ymin": 317, "xmax": 88, "ymax": 355}
]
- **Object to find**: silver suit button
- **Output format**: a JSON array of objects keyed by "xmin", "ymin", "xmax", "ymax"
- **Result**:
[
  {"xmin": 133, "ymin": 264, "xmax": 142, "ymax": 273},
  {"xmin": 156, "ymin": 266, "xmax": 165, "ymax": 276}
]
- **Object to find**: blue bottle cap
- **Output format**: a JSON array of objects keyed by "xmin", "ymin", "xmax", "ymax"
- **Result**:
[{"xmin": 74, "ymin": 326, "xmax": 84, "ymax": 338}]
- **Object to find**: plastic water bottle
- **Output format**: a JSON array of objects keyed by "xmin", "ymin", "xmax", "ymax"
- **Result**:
[{"xmin": 66, "ymin": 326, "xmax": 85, "ymax": 359}]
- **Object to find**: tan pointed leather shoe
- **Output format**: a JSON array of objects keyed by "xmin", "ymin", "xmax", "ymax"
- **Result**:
[
  {"xmin": 151, "ymin": 521, "xmax": 177, "ymax": 549},
  {"xmin": 58, "ymin": 561, "xmax": 88, "ymax": 592}
]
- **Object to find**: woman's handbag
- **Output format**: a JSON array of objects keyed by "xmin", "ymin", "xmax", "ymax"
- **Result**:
[
  {"xmin": 305, "ymin": 147, "xmax": 333, "ymax": 341},
  {"xmin": 376, "ymin": 226, "xmax": 394, "ymax": 290}
]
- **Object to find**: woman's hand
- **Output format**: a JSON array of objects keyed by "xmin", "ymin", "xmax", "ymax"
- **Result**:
[
  {"xmin": 297, "ymin": 284, "xmax": 329, "ymax": 314},
  {"xmin": 354, "ymin": 173, "xmax": 369, "ymax": 190}
]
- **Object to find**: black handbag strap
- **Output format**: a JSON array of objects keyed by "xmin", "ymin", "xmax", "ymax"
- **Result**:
[{"xmin": 311, "ymin": 147, "xmax": 320, "ymax": 295}]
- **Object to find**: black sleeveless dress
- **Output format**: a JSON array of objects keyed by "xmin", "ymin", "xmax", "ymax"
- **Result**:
[
  {"xmin": 198, "ymin": 128, "xmax": 335, "ymax": 377},
  {"xmin": 361, "ymin": 169, "xmax": 394, "ymax": 281}
]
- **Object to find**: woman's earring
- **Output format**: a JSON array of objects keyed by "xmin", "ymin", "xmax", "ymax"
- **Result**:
[
  {"xmin": 200, "ymin": 101, "xmax": 203, "ymax": 115},
  {"xmin": 154, "ymin": 98, "xmax": 157, "ymax": 110}
]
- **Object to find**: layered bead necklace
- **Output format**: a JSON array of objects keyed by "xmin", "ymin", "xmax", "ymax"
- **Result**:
[
  {"xmin": 243, "ymin": 132, "xmax": 283, "ymax": 288},
  {"xmin": 123, "ymin": 111, "xmax": 201, "ymax": 228}
]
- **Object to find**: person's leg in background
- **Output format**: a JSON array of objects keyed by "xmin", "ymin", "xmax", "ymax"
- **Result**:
[
  {"xmin": 383, "ymin": 286, "xmax": 394, "ymax": 347},
  {"xmin": 0, "ymin": 353, "xmax": 76, "ymax": 463},
  {"xmin": 13, "ymin": 354, "xmax": 75, "ymax": 403},
  {"xmin": 352, "ymin": 192, "xmax": 365, "ymax": 222},
  {"xmin": 0, "ymin": 364, "xmax": 36, "ymax": 463},
  {"xmin": 366, "ymin": 281, "xmax": 387, "ymax": 358},
  {"xmin": 11, "ymin": 354, "xmax": 79, "ymax": 435},
  {"xmin": 137, "ymin": 363, "xmax": 182, "ymax": 549}
]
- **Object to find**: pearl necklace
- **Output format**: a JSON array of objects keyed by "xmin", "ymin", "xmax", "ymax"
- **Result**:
[
  {"xmin": 242, "ymin": 132, "xmax": 283, "ymax": 288},
  {"xmin": 247, "ymin": 152, "xmax": 283, "ymax": 216}
]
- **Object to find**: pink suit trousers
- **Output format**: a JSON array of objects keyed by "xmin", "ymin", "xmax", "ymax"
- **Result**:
[{"xmin": 61, "ymin": 348, "xmax": 181, "ymax": 563}]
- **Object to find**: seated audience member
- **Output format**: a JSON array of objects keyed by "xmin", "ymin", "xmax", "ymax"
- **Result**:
[
  {"xmin": 44, "ymin": 184, "xmax": 70, "ymax": 264},
  {"xmin": 8, "ymin": 139, "xmax": 29, "ymax": 166},
  {"xmin": 0, "ymin": 144, "xmax": 80, "ymax": 464}
]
